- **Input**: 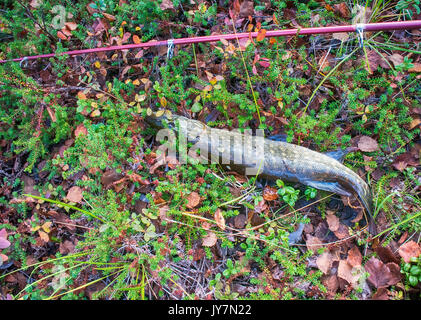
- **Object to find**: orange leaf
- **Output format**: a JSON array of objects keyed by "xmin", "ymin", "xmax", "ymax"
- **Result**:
[
  {"xmin": 160, "ymin": 96, "xmax": 167, "ymax": 107},
  {"xmin": 133, "ymin": 35, "xmax": 141, "ymax": 44},
  {"xmin": 57, "ymin": 31, "xmax": 68, "ymax": 40},
  {"xmin": 256, "ymin": 29, "xmax": 266, "ymax": 42},
  {"xmin": 77, "ymin": 91, "xmax": 87, "ymax": 100}
]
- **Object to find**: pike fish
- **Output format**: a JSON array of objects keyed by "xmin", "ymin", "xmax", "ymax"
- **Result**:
[{"xmin": 145, "ymin": 111, "xmax": 373, "ymax": 218}]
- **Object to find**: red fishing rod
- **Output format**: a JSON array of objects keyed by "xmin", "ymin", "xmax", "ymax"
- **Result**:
[{"xmin": 1, "ymin": 20, "xmax": 421, "ymax": 64}]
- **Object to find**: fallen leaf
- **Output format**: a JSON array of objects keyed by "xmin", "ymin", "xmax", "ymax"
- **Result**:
[
  {"xmin": 0, "ymin": 229, "xmax": 10, "ymax": 249},
  {"xmin": 306, "ymin": 235, "xmax": 323, "ymax": 253},
  {"xmin": 337, "ymin": 260, "xmax": 363, "ymax": 288},
  {"xmin": 398, "ymin": 240, "xmax": 421, "ymax": 263},
  {"xmin": 408, "ymin": 63, "xmax": 421, "ymax": 73},
  {"xmin": 388, "ymin": 53, "xmax": 404, "ymax": 67},
  {"xmin": 214, "ymin": 209, "xmax": 225, "ymax": 231},
  {"xmin": 322, "ymin": 275, "xmax": 339, "ymax": 295},
  {"xmin": 326, "ymin": 214, "xmax": 340, "ymax": 232},
  {"xmin": 332, "ymin": 32, "xmax": 349, "ymax": 42},
  {"xmin": 347, "ymin": 246, "xmax": 363, "ymax": 267},
  {"xmin": 256, "ymin": 29, "xmax": 267, "ymax": 42},
  {"xmin": 234, "ymin": 214, "xmax": 247, "ymax": 229},
  {"xmin": 74, "ymin": 123, "xmax": 88, "ymax": 137},
  {"xmin": 358, "ymin": 136, "xmax": 379, "ymax": 152},
  {"xmin": 239, "ymin": 1, "xmax": 254, "ymax": 18},
  {"xmin": 65, "ymin": 22, "xmax": 78, "ymax": 31},
  {"xmin": 38, "ymin": 230, "xmax": 49, "ymax": 243},
  {"xmin": 365, "ymin": 257, "xmax": 396, "ymax": 288},
  {"xmin": 316, "ymin": 251, "xmax": 334, "ymax": 274},
  {"xmin": 160, "ymin": 0, "xmax": 174, "ymax": 10},
  {"xmin": 375, "ymin": 245, "xmax": 400, "ymax": 264},
  {"xmin": 372, "ymin": 288, "xmax": 389, "ymax": 300},
  {"xmin": 202, "ymin": 232, "xmax": 217, "ymax": 247},
  {"xmin": 186, "ymin": 191, "xmax": 200, "ymax": 209},
  {"xmin": 59, "ymin": 240, "xmax": 75, "ymax": 254},
  {"xmin": 334, "ymin": 3, "xmax": 350, "ymax": 18},
  {"xmin": 133, "ymin": 34, "xmax": 141, "ymax": 44},
  {"xmin": 263, "ymin": 186, "xmax": 278, "ymax": 201},
  {"xmin": 66, "ymin": 186, "xmax": 83, "ymax": 203}
]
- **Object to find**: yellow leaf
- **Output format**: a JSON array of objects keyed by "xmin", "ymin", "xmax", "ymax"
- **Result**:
[
  {"xmin": 31, "ymin": 225, "xmax": 41, "ymax": 232},
  {"xmin": 42, "ymin": 222, "xmax": 52, "ymax": 233},
  {"xmin": 90, "ymin": 109, "xmax": 101, "ymax": 117},
  {"xmin": 94, "ymin": 61, "xmax": 101, "ymax": 68},
  {"xmin": 91, "ymin": 102, "xmax": 98, "ymax": 109},
  {"xmin": 133, "ymin": 79, "xmax": 140, "ymax": 86}
]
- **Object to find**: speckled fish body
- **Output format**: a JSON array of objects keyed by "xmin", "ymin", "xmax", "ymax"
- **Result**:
[{"xmin": 146, "ymin": 113, "xmax": 373, "ymax": 215}]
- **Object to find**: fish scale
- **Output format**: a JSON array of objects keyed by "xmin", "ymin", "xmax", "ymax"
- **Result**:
[{"xmin": 145, "ymin": 112, "xmax": 373, "ymax": 218}]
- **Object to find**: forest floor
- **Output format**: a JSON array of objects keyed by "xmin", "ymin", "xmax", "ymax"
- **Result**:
[{"xmin": 0, "ymin": 0, "xmax": 420, "ymax": 300}]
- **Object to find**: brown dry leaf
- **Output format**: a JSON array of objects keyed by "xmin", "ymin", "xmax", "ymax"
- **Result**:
[
  {"xmin": 326, "ymin": 214, "xmax": 340, "ymax": 232},
  {"xmin": 38, "ymin": 230, "xmax": 49, "ymax": 243},
  {"xmin": 398, "ymin": 240, "xmax": 421, "ymax": 263},
  {"xmin": 262, "ymin": 186, "xmax": 278, "ymax": 201},
  {"xmin": 47, "ymin": 106, "xmax": 57, "ymax": 122},
  {"xmin": 347, "ymin": 246, "xmax": 363, "ymax": 267},
  {"xmin": 59, "ymin": 240, "xmax": 75, "ymax": 254},
  {"xmin": 337, "ymin": 260, "xmax": 363, "ymax": 287},
  {"xmin": 74, "ymin": 123, "xmax": 88, "ymax": 137},
  {"xmin": 333, "ymin": 223, "xmax": 350, "ymax": 239},
  {"xmin": 306, "ymin": 235, "xmax": 323, "ymax": 253},
  {"xmin": 239, "ymin": 1, "xmax": 254, "ymax": 18},
  {"xmin": 365, "ymin": 50, "xmax": 390, "ymax": 73},
  {"xmin": 160, "ymin": 0, "xmax": 174, "ymax": 10},
  {"xmin": 334, "ymin": 3, "xmax": 350, "ymax": 18},
  {"xmin": 316, "ymin": 251, "xmax": 334, "ymax": 274},
  {"xmin": 375, "ymin": 245, "xmax": 400, "ymax": 264},
  {"xmin": 66, "ymin": 186, "xmax": 83, "ymax": 203},
  {"xmin": 234, "ymin": 214, "xmax": 247, "ymax": 229},
  {"xmin": 408, "ymin": 63, "xmax": 421, "ymax": 73},
  {"xmin": 358, "ymin": 136, "xmax": 379, "ymax": 152},
  {"xmin": 322, "ymin": 275, "xmax": 339, "ymax": 295},
  {"xmin": 332, "ymin": 32, "xmax": 349, "ymax": 42},
  {"xmin": 158, "ymin": 205, "xmax": 170, "ymax": 221},
  {"xmin": 372, "ymin": 288, "xmax": 389, "ymax": 300},
  {"xmin": 186, "ymin": 191, "xmax": 200, "ymax": 209},
  {"xmin": 365, "ymin": 257, "xmax": 400, "ymax": 288},
  {"xmin": 409, "ymin": 117, "xmax": 421, "ymax": 130},
  {"xmin": 388, "ymin": 53, "xmax": 404, "ymax": 67},
  {"xmin": 214, "ymin": 209, "xmax": 226, "ymax": 231},
  {"xmin": 65, "ymin": 22, "xmax": 78, "ymax": 31},
  {"xmin": 202, "ymin": 232, "xmax": 217, "ymax": 247}
]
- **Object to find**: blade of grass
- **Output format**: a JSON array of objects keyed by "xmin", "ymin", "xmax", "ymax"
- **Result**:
[
  {"xmin": 24, "ymin": 193, "xmax": 106, "ymax": 223},
  {"xmin": 304, "ymin": 46, "xmax": 359, "ymax": 114}
]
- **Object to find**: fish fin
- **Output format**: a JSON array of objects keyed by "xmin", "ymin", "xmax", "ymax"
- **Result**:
[
  {"xmin": 323, "ymin": 147, "xmax": 358, "ymax": 163},
  {"xmin": 303, "ymin": 180, "xmax": 352, "ymax": 197},
  {"xmin": 267, "ymin": 134, "xmax": 287, "ymax": 142}
]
